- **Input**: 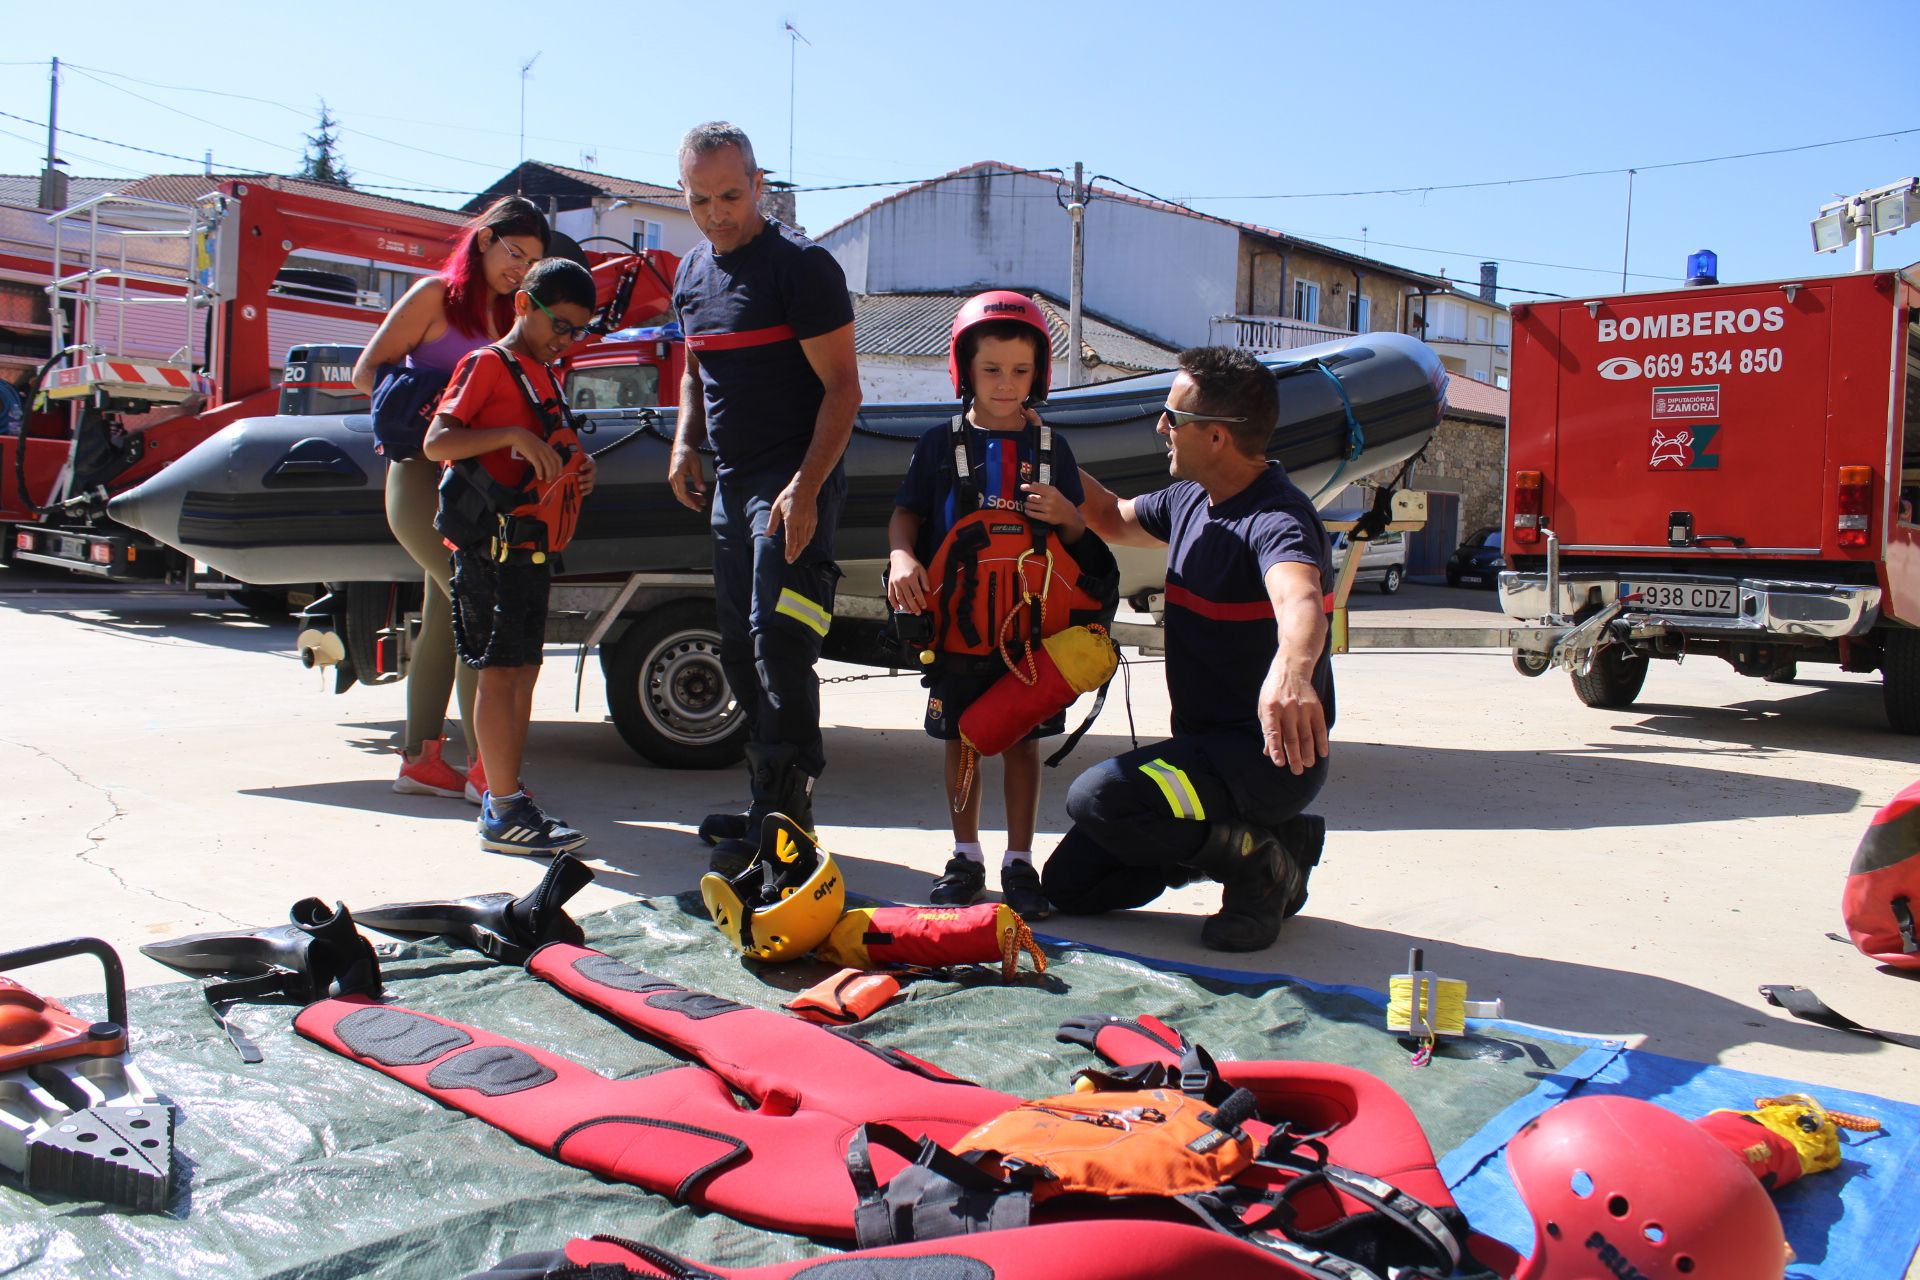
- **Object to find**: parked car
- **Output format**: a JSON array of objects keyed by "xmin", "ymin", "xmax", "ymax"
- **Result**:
[
  {"xmin": 1446, "ymin": 527, "xmax": 1504, "ymax": 588},
  {"xmin": 1331, "ymin": 530, "xmax": 1405, "ymax": 594}
]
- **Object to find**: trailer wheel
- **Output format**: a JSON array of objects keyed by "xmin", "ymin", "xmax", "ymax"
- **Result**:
[
  {"xmin": 1379, "ymin": 565, "xmax": 1403, "ymax": 595},
  {"xmin": 604, "ymin": 602, "xmax": 748, "ymax": 769},
  {"xmin": 341, "ymin": 582, "xmax": 407, "ymax": 686},
  {"xmin": 1571, "ymin": 645, "xmax": 1648, "ymax": 709},
  {"xmin": 1883, "ymin": 629, "xmax": 1920, "ymax": 734}
]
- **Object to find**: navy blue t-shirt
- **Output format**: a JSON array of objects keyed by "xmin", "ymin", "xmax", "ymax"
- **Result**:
[
  {"xmin": 673, "ymin": 220, "xmax": 854, "ymax": 477},
  {"xmin": 1132, "ymin": 463, "xmax": 1335, "ymax": 738},
  {"xmin": 893, "ymin": 419, "xmax": 1085, "ymax": 564}
]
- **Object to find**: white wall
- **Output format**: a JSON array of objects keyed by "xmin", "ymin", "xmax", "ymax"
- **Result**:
[
  {"xmin": 857, "ymin": 354, "xmax": 1152, "ymax": 405},
  {"xmin": 821, "ymin": 170, "xmax": 1238, "ymax": 349},
  {"xmin": 553, "ymin": 203, "xmax": 702, "ymax": 259}
]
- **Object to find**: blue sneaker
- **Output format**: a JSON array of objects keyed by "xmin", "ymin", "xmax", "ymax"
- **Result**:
[{"xmin": 479, "ymin": 793, "xmax": 586, "ymax": 858}]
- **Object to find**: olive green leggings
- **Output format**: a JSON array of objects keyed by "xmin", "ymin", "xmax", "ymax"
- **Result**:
[{"xmin": 385, "ymin": 458, "xmax": 478, "ymax": 758}]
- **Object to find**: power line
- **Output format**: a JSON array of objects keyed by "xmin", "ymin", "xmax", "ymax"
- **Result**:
[
  {"xmin": 1094, "ymin": 173, "xmax": 1678, "ymax": 286},
  {"xmin": 788, "ymin": 166, "xmax": 1064, "ymax": 193},
  {"xmin": 1178, "ymin": 126, "xmax": 1920, "ymax": 201},
  {"xmin": 0, "ymin": 107, "xmax": 205, "ymax": 166}
]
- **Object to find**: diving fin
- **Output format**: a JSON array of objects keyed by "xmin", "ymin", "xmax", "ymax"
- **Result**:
[
  {"xmin": 1055, "ymin": 1012, "xmax": 1192, "ymax": 1068},
  {"xmin": 140, "ymin": 898, "xmax": 382, "ymax": 1063},
  {"xmin": 353, "ymin": 851, "xmax": 594, "ymax": 966}
]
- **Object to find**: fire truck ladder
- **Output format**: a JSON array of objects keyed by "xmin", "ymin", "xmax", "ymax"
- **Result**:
[{"xmin": 35, "ymin": 192, "xmax": 224, "ymax": 509}]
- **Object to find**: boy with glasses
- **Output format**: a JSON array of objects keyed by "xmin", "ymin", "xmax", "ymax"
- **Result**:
[{"xmin": 424, "ymin": 257, "xmax": 599, "ymax": 857}]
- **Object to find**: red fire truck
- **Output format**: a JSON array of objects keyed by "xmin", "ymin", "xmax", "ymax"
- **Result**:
[
  {"xmin": 1498, "ymin": 268, "xmax": 1920, "ymax": 730},
  {"xmin": 0, "ymin": 179, "xmax": 678, "ymax": 582}
]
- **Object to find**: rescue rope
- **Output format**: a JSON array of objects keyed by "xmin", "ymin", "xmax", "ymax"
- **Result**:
[
  {"xmin": 1001, "ymin": 914, "xmax": 1048, "ymax": 979},
  {"xmin": 1755, "ymin": 1095, "xmax": 1882, "ymax": 1133},
  {"xmin": 1299, "ymin": 359, "xmax": 1368, "ymax": 505}
]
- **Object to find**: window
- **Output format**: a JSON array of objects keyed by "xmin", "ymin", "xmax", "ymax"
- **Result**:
[
  {"xmin": 634, "ymin": 220, "xmax": 664, "ymax": 252},
  {"xmin": 1293, "ymin": 280, "xmax": 1321, "ymax": 324},
  {"xmin": 1349, "ymin": 294, "xmax": 1370, "ymax": 333},
  {"xmin": 1475, "ymin": 314, "xmax": 1490, "ymax": 341},
  {"xmin": 1495, "ymin": 316, "xmax": 1511, "ymax": 346},
  {"xmin": 567, "ymin": 362, "xmax": 660, "ymax": 411}
]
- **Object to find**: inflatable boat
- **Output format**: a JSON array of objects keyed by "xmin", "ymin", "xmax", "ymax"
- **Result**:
[{"xmin": 108, "ymin": 331, "xmax": 1446, "ymax": 589}]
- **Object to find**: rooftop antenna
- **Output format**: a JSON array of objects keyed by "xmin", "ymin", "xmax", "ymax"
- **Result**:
[
  {"xmin": 518, "ymin": 51, "xmax": 542, "ymax": 168},
  {"xmin": 784, "ymin": 21, "xmax": 811, "ymax": 185}
]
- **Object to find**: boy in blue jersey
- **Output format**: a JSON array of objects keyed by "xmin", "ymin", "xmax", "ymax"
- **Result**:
[{"xmin": 888, "ymin": 293, "xmax": 1087, "ymax": 920}]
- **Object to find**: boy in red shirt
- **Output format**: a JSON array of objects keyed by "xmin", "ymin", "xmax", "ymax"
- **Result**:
[{"xmin": 424, "ymin": 257, "xmax": 598, "ymax": 857}]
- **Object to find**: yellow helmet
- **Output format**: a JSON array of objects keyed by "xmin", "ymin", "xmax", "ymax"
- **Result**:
[{"xmin": 700, "ymin": 813, "xmax": 845, "ymax": 963}]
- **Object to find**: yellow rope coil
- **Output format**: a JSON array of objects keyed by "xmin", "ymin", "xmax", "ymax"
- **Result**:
[{"xmin": 1386, "ymin": 975, "xmax": 1470, "ymax": 1038}]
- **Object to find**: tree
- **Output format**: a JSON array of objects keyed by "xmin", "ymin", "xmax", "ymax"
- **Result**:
[{"xmin": 299, "ymin": 101, "xmax": 353, "ymax": 187}]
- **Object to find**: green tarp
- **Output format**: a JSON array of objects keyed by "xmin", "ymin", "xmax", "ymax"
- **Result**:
[{"xmin": 1, "ymin": 897, "xmax": 1579, "ymax": 1279}]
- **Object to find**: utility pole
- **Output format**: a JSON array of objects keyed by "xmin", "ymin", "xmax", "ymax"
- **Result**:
[
  {"xmin": 784, "ymin": 22, "xmax": 810, "ymax": 187},
  {"xmin": 37, "ymin": 56, "xmax": 67, "ymax": 212},
  {"xmin": 1619, "ymin": 168, "xmax": 1636, "ymax": 292},
  {"xmin": 1068, "ymin": 161, "xmax": 1086, "ymax": 387},
  {"xmin": 518, "ymin": 52, "xmax": 542, "ymax": 170}
]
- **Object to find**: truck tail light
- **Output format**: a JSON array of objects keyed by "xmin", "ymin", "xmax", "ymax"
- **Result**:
[
  {"xmin": 1838, "ymin": 465, "xmax": 1873, "ymax": 548},
  {"xmin": 1511, "ymin": 470, "xmax": 1544, "ymax": 545},
  {"xmin": 88, "ymin": 543, "xmax": 113, "ymax": 565}
]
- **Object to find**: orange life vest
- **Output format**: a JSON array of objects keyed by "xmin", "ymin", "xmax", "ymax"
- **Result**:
[{"xmin": 922, "ymin": 416, "xmax": 1117, "ymax": 669}]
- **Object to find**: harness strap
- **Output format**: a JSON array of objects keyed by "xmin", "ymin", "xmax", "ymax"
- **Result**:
[
  {"xmin": 1760, "ymin": 984, "xmax": 1920, "ymax": 1050},
  {"xmin": 847, "ymin": 1123, "xmax": 1034, "ymax": 1249},
  {"xmin": 949, "ymin": 415, "xmax": 977, "ymax": 516},
  {"xmin": 1043, "ymin": 673, "xmax": 1111, "ymax": 769}
]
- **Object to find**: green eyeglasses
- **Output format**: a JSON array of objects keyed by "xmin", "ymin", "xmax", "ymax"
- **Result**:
[
  {"xmin": 528, "ymin": 292, "xmax": 591, "ymax": 342},
  {"xmin": 1160, "ymin": 404, "xmax": 1248, "ymax": 429}
]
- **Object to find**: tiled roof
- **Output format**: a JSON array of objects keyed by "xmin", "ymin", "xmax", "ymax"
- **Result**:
[
  {"xmin": 532, "ymin": 162, "xmax": 681, "ymax": 206},
  {"xmin": 116, "ymin": 173, "xmax": 470, "ymax": 224},
  {"xmin": 467, "ymin": 161, "xmax": 683, "ymax": 213},
  {"xmin": 820, "ymin": 161, "xmax": 1448, "ymax": 288},
  {"xmin": 852, "ymin": 290, "xmax": 1178, "ymax": 373},
  {"xmin": 0, "ymin": 175, "xmax": 127, "ymax": 208},
  {"xmin": 1443, "ymin": 374, "xmax": 1508, "ymax": 425}
]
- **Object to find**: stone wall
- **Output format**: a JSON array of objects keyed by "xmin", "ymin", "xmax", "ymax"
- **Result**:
[{"xmin": 1408, "ymin": 416, "xmax": 1506, "ymax": 532}]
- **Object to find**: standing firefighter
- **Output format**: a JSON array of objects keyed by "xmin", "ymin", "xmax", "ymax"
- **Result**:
[
  {"xmin": 667, "ymin": 122, "xmax": 862, "ymax": 874},
  {"xmin": 1043, "ymin": 347, "xmax": 1332, "ymax": 951}
]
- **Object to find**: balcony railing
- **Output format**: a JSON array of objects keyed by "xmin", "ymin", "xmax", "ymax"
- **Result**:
[{"xmin": 1210, "ymin": 313, "xmax": 1354, "ymax": 354}]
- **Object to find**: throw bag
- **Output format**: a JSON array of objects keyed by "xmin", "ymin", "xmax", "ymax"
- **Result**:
[
  {"xmin": 370, "ymin": 364, "xmax": 450, "ymax": 460},
  {"xmin": 950, "ymin": 1085, "xmax": 1259, "ymax": 1204},
  {"xmin": 959, "ymin": 626, "xmax": 1119, "ymax": 758},
  {"xmin": 1843, "ymin": 777, "xmax": 1920, "ymax": 969},
  {"xmin": 816, "ymin": 903, "xmax": 1045, "ymax": 979}
]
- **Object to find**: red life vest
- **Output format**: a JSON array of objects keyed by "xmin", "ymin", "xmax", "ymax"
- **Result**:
[{"xmin": 922, "ymin": 416, "xmax": 1117, "ymax": 669}]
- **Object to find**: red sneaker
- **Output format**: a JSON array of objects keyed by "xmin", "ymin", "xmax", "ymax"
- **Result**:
[
  {"xmin": 394, "ymin": 737, "xmax": 465, "ymax": 799},
  {"xmin": 464, "ymin": 757, "xmax": 486, "ymax": 806}
]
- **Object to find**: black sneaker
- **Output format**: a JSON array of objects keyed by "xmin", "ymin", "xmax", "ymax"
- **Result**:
[
  {"xmin": 999, "ymin": 859, "xmax": 1052, "ymax": 921},
  {"xmin": 479, "ymin": 795, "xmax": 587, "ymax": 858},
  {"xmin": 929, "ymin": 856, "xmax": 987, "ymax": 906}
]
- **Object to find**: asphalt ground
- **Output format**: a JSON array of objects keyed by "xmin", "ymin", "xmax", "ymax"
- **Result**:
[{"xmin": 2, "ymin": 565, "xmax": 1914, "ymax": 1117}]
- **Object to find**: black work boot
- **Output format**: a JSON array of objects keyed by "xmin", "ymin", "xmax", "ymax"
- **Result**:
[
  {"xmin": 707, "ymin": 744, "xmax": 815, "ymax": 878},
  {"xmin": 697, "ymin": 810, "xmax": 749, "ymax": 847},
  {"xmin": 1277, "ymin": 812, "xmax": 1326, "ymax": 919},
  {"xmin": 1187, "ymin": 822, "xmax": 1302, "ymax": 953}
]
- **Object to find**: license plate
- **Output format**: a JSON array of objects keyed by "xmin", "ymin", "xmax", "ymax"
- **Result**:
[{"xmin": 1621, "ymin": 579, "xmax": 1737, "ymax": 615}]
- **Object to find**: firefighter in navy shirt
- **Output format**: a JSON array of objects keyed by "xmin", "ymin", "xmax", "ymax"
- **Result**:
[
  {"xmin": 1042, "ymin": 346, "xmax": 1333, "ymax": 951},
  {"xmin": 667, "ymin": 122, "xmax": 862, "ymax": 875}
]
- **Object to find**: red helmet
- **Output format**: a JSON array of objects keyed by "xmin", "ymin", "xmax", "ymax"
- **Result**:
[
  {"xmin": 1507, "ymin": 1096, "xmax": 1786, "ymax": 1280},
  {"xmin": 949, "ymin": 290, "xmax": 1053, "ymax": 403}
]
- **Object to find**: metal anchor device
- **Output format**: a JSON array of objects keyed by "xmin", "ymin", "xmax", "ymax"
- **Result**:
[{"xmin": 0, "ymin": 938, "xmax": 175, "ymax": 1211}]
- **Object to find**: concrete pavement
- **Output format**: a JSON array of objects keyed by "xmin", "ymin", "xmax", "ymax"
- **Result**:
[{"xmin": 1, "ymin": 567, "xmax": 1914, "ymax": 1109}]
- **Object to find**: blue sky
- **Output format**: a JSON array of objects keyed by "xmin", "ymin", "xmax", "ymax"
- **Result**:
[{"xmin": 3, "ymin": 0, "xmax": 1916, "ymax": 301}]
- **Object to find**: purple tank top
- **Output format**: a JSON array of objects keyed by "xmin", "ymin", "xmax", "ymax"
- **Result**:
[{"xmin": 404, "ymin": 322, "xmax": 491, "ymax": 374}]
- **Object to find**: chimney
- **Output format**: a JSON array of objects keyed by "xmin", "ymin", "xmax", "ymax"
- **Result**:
[
  {"xmin": 1478, "ymin": 261, "xmax": 1498, "ymax": 302},
  {"xmin": 36, "ymin": 165, "xmax": 68, "ymax": 211},
  {"xmin": 760, "ymin": 179, "xmax": 798, "ymax": 230}
]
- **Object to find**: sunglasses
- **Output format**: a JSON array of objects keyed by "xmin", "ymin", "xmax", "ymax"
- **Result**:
[
  {"xmin": 528, "ymin": 292, "xmax": 591, "ymax": 342},
  {"xmin": 1160, "ymin": 404, "xmax": 1248, "ymax": 429}
]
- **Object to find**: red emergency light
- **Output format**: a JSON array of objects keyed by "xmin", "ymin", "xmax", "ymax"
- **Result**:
[
  {"xmin": 1512, "ymin": 470, "xmax": 1544, "ymax": 545},
  {"xmin": 1838, "ymin": 466, "xmax": 1873, "ymax": 548}
]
